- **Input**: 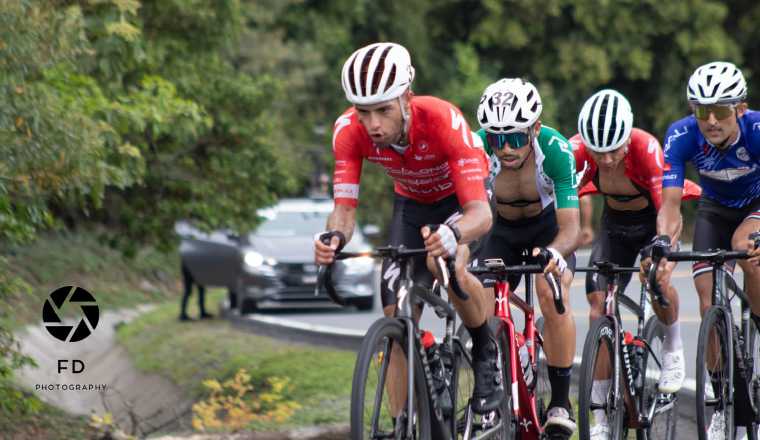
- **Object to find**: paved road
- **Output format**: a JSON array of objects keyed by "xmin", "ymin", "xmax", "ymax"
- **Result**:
[{"xmin": 237, "ymin": 248, "xmax": 758, "ymax": 437}]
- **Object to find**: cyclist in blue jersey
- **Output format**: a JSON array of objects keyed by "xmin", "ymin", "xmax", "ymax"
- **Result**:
[{"xmin": 648, "ymin": 61, "xmax": 760, "ymax": 438}]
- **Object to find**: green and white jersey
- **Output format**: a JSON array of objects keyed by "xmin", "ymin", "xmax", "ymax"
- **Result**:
[{"xmin": 477, "ymin": 125, "xmax": 579, "ymax": 209}]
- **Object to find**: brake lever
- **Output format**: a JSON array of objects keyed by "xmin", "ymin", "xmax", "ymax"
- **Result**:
[
  {"xmin": 315, "ymin": 232, "xmax": 348, "ymax": 306},
  {"xmin": 534, "ymin": 248, "xmax": 564, "ymax": 314},
  {"xmin": 425, "ymin": 224, "xmax": 469, "ymax": 300}
]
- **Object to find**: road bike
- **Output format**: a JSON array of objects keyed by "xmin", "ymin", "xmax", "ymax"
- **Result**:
[
  {"xmin": 319, "ymin": 239, "xmax": 503, "ymax": 439},
  {"xmin": 577, "ymin": 260, "xmax": 677, "ymax": 440},
  {"xmin": 460, "ymin": 251, "xmax": 564, "ymax": 439},
  {"xmin": 649, "ymin": 232, "xmax": 760, "ymax": 440}
]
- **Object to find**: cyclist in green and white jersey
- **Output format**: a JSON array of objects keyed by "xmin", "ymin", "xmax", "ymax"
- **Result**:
[{"xmin": 473, "ymin": 78, "xmax": 581, "ymax": 439}]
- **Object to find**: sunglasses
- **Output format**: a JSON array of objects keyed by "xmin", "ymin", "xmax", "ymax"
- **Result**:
[
  {"xmin": 693, "ymin": 104, "xmax": 735, "ymax": 121},
  {"xmin": 485, "ymin": 131, "xmax": 531, "ymax": 150}
]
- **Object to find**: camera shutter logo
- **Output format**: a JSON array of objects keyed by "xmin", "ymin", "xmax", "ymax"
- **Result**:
[{"xmin": 42, "ymin": 286, "xmax": 99, "ymax": 342}]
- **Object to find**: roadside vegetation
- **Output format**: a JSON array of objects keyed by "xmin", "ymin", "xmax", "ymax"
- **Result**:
[{"xmin": 117, "ymin": 291, "xmax": 355, "ymax": 432}]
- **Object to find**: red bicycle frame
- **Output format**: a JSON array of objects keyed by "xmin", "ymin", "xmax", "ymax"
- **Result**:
[{"xmin": 493, "ymin": 275, "xmax": 544, "ymax": 439}]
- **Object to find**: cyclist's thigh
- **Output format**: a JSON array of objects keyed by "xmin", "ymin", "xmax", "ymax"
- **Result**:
[
  {"xmin": 585, "ymin": 217, "xmax": 612, "ymax": 294},
  {"xmin": 379, "ymin": 194, "xmax": 464, "ymax": 307},
  {"xmin": 603, "ymin": 208, "xmax": 656, "ymax": 293},
  {"xmin": 474, "ymin": 216, "xmax": 523, "ymax": 289},
  {"xmin": 692, "ymin": 197, "xmax": 743, "ymax": 279},
  {"xmin": 730, "ymin": 197, "xmax": 760, "ymax": 249}
]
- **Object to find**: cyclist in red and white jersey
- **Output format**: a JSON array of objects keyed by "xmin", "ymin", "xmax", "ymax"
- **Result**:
[
  {"xmin": 570, "ymin": 89, "xmax": 701, "ymax": 439},
  {"xmin": 313, "ymin": 42, "xmax": 499, "ymax": 416}
]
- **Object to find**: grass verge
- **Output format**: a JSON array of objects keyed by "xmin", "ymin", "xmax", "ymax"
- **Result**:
[{"xmin": 116, "ymin": 291, "xmax": 356, "ymax": 431}]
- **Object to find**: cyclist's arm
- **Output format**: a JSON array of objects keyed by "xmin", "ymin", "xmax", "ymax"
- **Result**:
[
  {"xmin": 542, "ymin": 128, "xmax": 581, "ymax": 254},
  {"xmin": 326, "ymin": 203, "xmax": 356, "ymax": 243},
  {"xmin": 550, "ymin": 207, "xmax": 581, "ymax": 256},
  {"xmin": 446, "ymin": 107, "xmax": 492, "ymax": 242},
  {"xmin": 579, "ymin": 195, "xmax": 594, "ymax": 246},
  {"xmin": 456, "ymin": 200, "xmax": 492, "ymax": 244},
  {"xmin": 580, "ymin": 195, "xmax": 593, "ymax": 230},
  {"xmin": 657, "ymin": 187, "xmax": 683, "ymax": 245}
]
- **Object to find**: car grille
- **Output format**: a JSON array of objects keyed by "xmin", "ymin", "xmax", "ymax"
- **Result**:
[{"xmin": 276, "ymin": 262, "xmax": 319, "ymax": 287}]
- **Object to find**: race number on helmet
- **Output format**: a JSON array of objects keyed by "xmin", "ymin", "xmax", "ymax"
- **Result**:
[{"xmin": 477, "ymin": 78, "xmax": 542, "ymax": 133}]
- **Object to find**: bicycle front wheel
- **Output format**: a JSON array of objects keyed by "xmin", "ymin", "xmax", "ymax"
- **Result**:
[
  {"xmin": 455, "ymin": 320, "xmax": 514, "ymax": 439},
  {"xmin": 350, "ymin": 317, "xmax": 432, "ymax": 440},
  {"xmin": 743, "ymin": 309, "xmax": 760, "ymax": 439},
  {"xmin": 638, "ymin": 316, "xmax": 677, "ymax": 440},
  {"xmin": 696, "ymin": 306, "xmax": 734, "ymax": 440},
  {"xmin": 578, "ymin": 316, "xmax": 626, "ymax": 440}
]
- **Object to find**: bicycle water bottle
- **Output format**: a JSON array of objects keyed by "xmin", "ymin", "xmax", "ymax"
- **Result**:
[
  {"xmin": 519, "ymin": 343, "xmax": 533, "ymax": 386},
  {"xmin": 421, "ymin": 331, "xmax": 453, "ymax": 415}
]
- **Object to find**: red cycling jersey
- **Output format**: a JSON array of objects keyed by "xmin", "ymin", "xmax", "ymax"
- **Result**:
[
  {"xmin": 570, "ymin": 128, "xmax": 701, "ymax": 210},
  {"xmin": 332, "ymin": 96, "xmax": 489, "ymax": 208}
]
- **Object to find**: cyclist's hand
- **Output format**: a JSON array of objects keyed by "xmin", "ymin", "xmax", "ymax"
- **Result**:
[
  {"xmin": 638, "ymin": 256, "xmax": 652, "ymax": 284},
  {"xmin": 532, "ymin": 246, "xmax": 566, "ymax": 279},
  {"xmin": 314, "ymin": 231, "xmax": 345, "ymax": 265},
  {"xmin": 743, "ymin": 234, "xmax": 760, "ymax": 265},
  {"xmin": 421, "ymin": 224, "xmax": 457, "ymax": 258},
  {"xmin": 580, "ymin": 226, "xmax": 594, "ymax": 247}
]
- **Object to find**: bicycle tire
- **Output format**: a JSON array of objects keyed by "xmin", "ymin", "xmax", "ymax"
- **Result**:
[
  {"xmin": 742, "ymin": 310, "xmax": 760, "ymax": 439},
  {"xmin": 696, "ymin": 306, "xmax": 734, "ymax": 440},
  {"xmin": 637, "ymin": 316, "xmax": 677, "ymax": 440},
  {"xmin": 534, "ymin": 316, "xmax": 551, "ymax": 431},
  {"xmin": 455, "ymin": 321, "xmax": 515, "ymax": 439},
  {"xmin": 350, "ymin": 317, "xmax": 432, "ymax": 440},
  {"xmin": 578, "ymin": 316, "xmax": 626, "ymax": 440}
]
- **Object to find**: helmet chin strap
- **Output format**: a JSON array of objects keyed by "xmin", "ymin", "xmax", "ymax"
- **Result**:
[{"xmin": 393, "ymin": 95, "xmax": 411, "ymax": 146}]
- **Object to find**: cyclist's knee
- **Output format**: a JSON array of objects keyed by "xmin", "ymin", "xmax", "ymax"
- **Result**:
[
  {"xmin": 587, "ymin": 292, "xmax": 605, "ymax": 320},
  {"xmin": 383, "ymin": 304, "xmax": 396, "ymax": 318}
]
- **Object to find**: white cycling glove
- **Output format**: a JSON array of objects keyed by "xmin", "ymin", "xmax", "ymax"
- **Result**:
[
  {"xmin": 436, "ymin": 224, "xmax": 459, "ymax": 257},
  {"xmin": 547, "ymin": 247, "xmax": 567, "ymax": 274}
]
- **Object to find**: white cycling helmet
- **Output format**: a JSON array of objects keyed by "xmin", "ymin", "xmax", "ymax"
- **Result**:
[
  {"xmin": 341, "ymin": 42, "xmax": 415, "ymax": 106},
  {"xmin": 687, "ymin": 61, "xmax": 747, "ymax": 105},
  {"xmin": 477, "ymin": 78, "xmax": 542, "ymax": 133},
  {"xmin": 577, "ymin": 89, "xmax": 633, "ymax": 153}
]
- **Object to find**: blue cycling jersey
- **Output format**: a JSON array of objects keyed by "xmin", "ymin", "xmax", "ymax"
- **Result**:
[{"xmin": 663, "ymin": 110, "xmax": 760, "ymax": 208}]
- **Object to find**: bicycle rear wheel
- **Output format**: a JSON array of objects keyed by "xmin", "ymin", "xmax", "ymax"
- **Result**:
[
  {"xmin": 351, "ymin": 317, "xmax": 432, "ymax": 440},
  {"xmin": 578, "ymin": 316, "xmax": 626, "ymax": 440},
  {"xmin": 638, "ymin": 316, "xmax": 677, "ymax": 440},
  {"xmin": 696, "ymin": 306, "xmax": 734, "ymax": 440}
]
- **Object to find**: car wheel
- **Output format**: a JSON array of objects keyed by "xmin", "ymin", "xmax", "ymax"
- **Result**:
[
  {"xmin": 240, "ymin": 297, "xmax": 258, "ymax": 314},
  {"xmin": 354, "ymin": 297, "xmax": 374, "ymax": 311}
]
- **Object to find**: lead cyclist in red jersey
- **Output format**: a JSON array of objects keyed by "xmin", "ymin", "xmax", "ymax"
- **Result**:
[
  {"xmin": 571, "ymin": 89, "xmax": 700, "ymax": 440},
  {"xmin": 313, "ymin": 42, "xmax": 500, "ymax": 416}
]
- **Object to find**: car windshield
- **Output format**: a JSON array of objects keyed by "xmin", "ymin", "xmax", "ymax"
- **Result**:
[
  {"xmin": 255, "ymin": 211, "xmax": 328, "ymax": 237},
  {"xmin": 252, "ymin": 210, "xmax": 367, "ymax": 251}
]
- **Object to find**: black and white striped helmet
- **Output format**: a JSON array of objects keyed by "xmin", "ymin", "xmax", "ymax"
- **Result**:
[
  {"xmin": 687, "ymin": 61, "xmax": 747, "ymax": 105},
  {"xmin": 477, "ymin": 78, "xmax": 542, "ymax": 133},
  {"xmin": 578, "ymin": 89, "xmax": 633, "ymax": 153},
  {"xmin": 341, "ymin": 42, "xmax": 415, "ymax": 105}
]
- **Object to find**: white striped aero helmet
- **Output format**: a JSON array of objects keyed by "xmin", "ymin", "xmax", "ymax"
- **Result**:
[
  {"xmin": 687, "ymin": 61, "xmax": 747, "ymax": 105},
  {"xmin": 341, "ymin": 42, "xmax": 415, "ymax": 106},
  {"xmin": 477, "ymin": 78, "xmax": 542, "ymax": 133},
  {"xmin": 577, "ymin": 89, "xmax": 633, "ymax": 153}
]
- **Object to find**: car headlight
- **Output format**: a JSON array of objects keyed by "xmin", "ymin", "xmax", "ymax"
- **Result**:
[
  {"xmin": 343, "ymin": 256, "xmax": 375, "ymax": 276},
  {"xmin": 243, "ymin": 250, "xmax": 277, "ymax": 276}
]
